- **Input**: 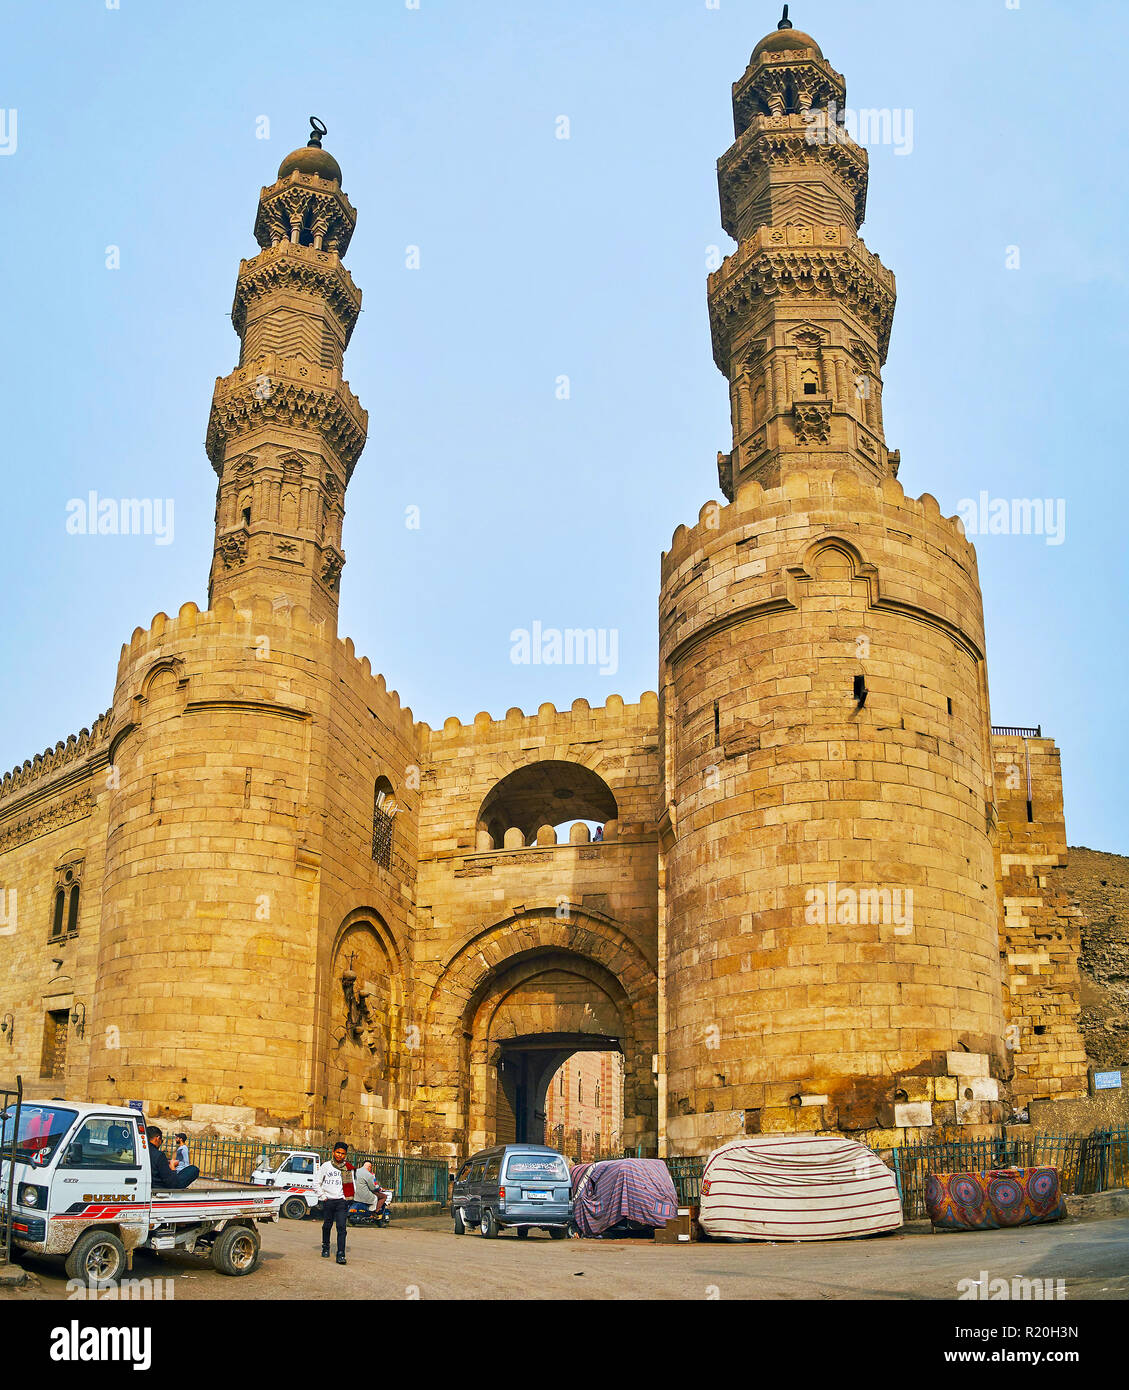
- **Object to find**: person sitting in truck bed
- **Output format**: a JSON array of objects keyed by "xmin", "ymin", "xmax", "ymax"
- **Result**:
[{"xmin": 146, "ymin": 1124, "xmax": 200, "ymax": 1189}]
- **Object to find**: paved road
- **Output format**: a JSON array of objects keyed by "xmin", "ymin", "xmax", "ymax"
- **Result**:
[{"xmin": 6, "ymin": 1213, "xmax": 1129, "ymax": 1301}]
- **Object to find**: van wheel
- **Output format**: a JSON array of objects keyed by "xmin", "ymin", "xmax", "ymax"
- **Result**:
[
  {"xmin": 211, "ymin": 1224, "xmax": 261, "ymax": 1276},
  {"xmin": 480, "ymin": 1208, "xmax": 499, "ymax": 1239},
  {"xmin": 65, "ymin": 1230, "xmax": 127, "ymax": 1285},
  {"xmin": 281, "ymin": 1195, "xmax": 308, "ymax": 1220},
  {"xmin": 549, "ymin": 1227, "xmax": 567, "ymax": 1240},
  {"xmin": 453, "ymin": 1207, "xmax": 466, "ymax": 1235},
  {"xmin": 516, "ymin": 1227, "xmax": 529, "ymax": 1239}
]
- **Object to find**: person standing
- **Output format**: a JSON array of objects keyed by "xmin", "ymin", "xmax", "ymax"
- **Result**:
[{"xmin": 314, "ymin": 1141, "xmax": 354, "ymax": 1265}]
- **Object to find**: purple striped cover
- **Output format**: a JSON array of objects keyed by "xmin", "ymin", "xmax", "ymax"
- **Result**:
[{"xmin": 570, "ymin": 1158, "xmax": 679, "ymax": 1237}]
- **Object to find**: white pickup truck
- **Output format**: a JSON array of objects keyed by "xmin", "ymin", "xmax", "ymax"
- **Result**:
[
  {"xmin": 1, "ymin": 1099, "xmax": 288, "ymax": 1285},
  {"xmin": 250, "ymin": 1149, "xmax": 322, "ymax": 1219}
]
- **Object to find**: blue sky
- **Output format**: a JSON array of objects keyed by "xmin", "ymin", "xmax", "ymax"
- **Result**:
[{"xmin": 1, "ymin": 0, "xmax": 1126, "ymax": 852}]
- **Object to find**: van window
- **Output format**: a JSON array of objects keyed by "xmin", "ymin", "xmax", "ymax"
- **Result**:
[
  {"xmin": 504, "ymin": 1153, "xmax": 569, "ymax": 1182},
  {"xmin": 484, "ymin": 1157, "xmax": 501, "ymax": 1182},
  {"xmin": 455, "ymin": 1162, "xmax": 472, "ymax": 1184},
  {"xmin": 468, "ymin": 1160, "xmax": 486, "ymax": 1184}
]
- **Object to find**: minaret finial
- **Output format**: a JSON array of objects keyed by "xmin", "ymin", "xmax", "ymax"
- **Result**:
[
  {"xmin": 308, "ymin": 116, "xmax": 327, "ymax": 149},
  {"xmin": 778, "ymin": 4, "xmax": 792, "ymax": 29}
]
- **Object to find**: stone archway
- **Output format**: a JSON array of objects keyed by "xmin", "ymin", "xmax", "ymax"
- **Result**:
[{"xmin": 423, "ymin": 905, "xmax": 657, "ymax": 1156}]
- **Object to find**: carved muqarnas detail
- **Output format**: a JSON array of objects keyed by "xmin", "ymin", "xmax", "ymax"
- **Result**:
[
  {"xmin": 792, "ymin": 401, "xmax": 831, "ymax": 444},
  {"xmin": 321, "ymin": 550, "xmax": 344, "ymax": 591},
  {"xmin": 217, "ymin": 529, "xmax": 249, "ymax": 570}
]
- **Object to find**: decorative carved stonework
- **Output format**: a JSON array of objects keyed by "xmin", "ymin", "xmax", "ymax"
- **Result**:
[
  {"xmin": 792, "ymin": 400, "xmax": 831, "ymax": 443},
  {"xmin": 254, "ymin": 176, "xmax": 356, "ymax": 256},
  {"xmin": 206, "ymin": 357, "xmax": 368, "ymax": 481},
  {"xmin": 709, "ymin": 241, "xmax": 896, "ymax": 368},
  {"xmin": 217, "ymin": 528, "xmax": 249, "ymax": 570},
  {"xmin": 233, "ymin": 243, "xmax": 361, "ymax": 342},
  {"xmin": 717, "ymin": 451, "xmax": 734, "ymax": 500},
  {"xmin": 0, "ymin": 789, "xmax": 93, "ymax": 855},
  {"xmin": 320, "ymin": 549, "xmax": 344, "ymax": 591}
]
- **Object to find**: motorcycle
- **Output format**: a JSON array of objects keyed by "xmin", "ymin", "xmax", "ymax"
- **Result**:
[{"xmin": 347, "ymin": 1186, "xmax": 393, "ymax": 1227}]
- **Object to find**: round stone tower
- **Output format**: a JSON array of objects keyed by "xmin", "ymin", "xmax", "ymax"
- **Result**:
[{"xmin": 657, "ymin": 16, "xmax": 1005, "ymax": 1155}]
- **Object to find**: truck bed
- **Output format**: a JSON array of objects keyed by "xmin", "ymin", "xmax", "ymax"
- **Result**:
[{"xmin": 149, "ymin": 1185, "xmax": 285, "ymax": 1222}]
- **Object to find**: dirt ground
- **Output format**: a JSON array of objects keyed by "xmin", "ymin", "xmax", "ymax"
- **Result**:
[{"xmin": 4, "ymin": 1211, "xmax": 1128, "ymax": 1301}]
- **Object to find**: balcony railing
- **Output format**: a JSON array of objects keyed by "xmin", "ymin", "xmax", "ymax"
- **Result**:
[{"xmin": 991, "ymin": 724, "xmax": 1041, "ymax": 739}]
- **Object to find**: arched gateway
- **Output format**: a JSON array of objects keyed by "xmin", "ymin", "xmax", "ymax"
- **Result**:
[{"xmin": 424, "ymin": 906, "xmax": 658, "ymax": 1156}]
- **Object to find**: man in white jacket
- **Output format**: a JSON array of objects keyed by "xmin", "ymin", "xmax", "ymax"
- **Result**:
[{"xmin": 313, "ymin": 1141, "xmax": 355, "ymax": 1265}]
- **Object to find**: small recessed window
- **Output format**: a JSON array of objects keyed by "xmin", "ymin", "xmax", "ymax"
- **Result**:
[
  {"xmin": 242, "ymin": 507, "xmax": 252, "ymax": 527},
  {"xmin": 947, "ymin": 697, "xmax": 953, "ymax": 715},
  {"xmin": 803, "ymin": 381, "xmax": 817, "ymax": 395}
]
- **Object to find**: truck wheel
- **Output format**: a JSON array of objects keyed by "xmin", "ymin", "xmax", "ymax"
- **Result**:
[
  {"xmin": 211, "ymin": 1224, "xmax": 261, "ymax": 1276},
  {"xmin": 549, "ymin": 1227, "xmax": 567, "ymax": 1240},
  {"xmin": 65, "ymin": 1230, "xmax": 127, "ymax": 1286},
  {"xmin": 516, "ymin": 1227, "xmax": 529, "ymax": 1239},
  {"xmin": 453, "ymin": 1206, "xmax": 465, "ymax": 1234},
  {"xmin": 480, "ymin": 1208, "xmax": 499, "ymax": 1239},
  {"xmin": 281, "ymin": 1196, "xmax": 308, "ymax": 1220}
]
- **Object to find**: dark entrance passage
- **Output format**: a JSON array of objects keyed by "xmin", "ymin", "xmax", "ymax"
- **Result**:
[{"xmin": 495, "ymin": 1033, "xmax": 621, "ymax": 1146}]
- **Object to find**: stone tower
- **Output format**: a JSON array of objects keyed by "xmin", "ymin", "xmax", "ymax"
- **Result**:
[
  {"xmin": 658, "ymin": 15, "xmax": 1006, "ymax": 1155},
  {"xmin": 206, "ymin": 120, "xmax": 368, "ymax": 629}
]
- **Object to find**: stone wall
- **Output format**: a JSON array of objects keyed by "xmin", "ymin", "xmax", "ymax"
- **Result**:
[
  {"xmin": 1055, "ymin": 846, "xmax": 1129, "ymax": 1070},
  {"xmin": 992, "ymin": 734, "xmax": 1089, "ymax": 1107}
]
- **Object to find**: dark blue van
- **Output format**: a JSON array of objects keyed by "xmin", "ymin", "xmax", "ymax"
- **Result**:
[{"xmin": 452, "ymin": 1143, "xmax": 572, "ymax": 1238}]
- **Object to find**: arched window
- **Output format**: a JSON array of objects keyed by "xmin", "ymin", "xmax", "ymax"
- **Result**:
[
  {"xmin": 50, "ymin": 858, "xmax": 83, "ymax": 940},
  {"xmin": 372, "ymin": 776, "xmax": 395, "ymax": 871},
  {"xmin": 476, "ymin": 760, "xmax": 618, "ymax": 851}
]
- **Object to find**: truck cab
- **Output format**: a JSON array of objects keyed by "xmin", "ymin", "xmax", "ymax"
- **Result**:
[{"xmin": 250, "ymin": 1150, "xmax": 322, "ymax": 1218}]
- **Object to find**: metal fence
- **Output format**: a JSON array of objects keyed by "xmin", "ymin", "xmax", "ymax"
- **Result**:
[
  {"xmin": 163, "ymin": 1136, "xmax": 449, "ymax": 1204},
  {"xmin": 660, "ymin": 1128, "xmax": 1129, "ymax": 1220},
  {"xmin": 890, "ymin": 1128, "xmax": 1129, "ymax": 1219}
]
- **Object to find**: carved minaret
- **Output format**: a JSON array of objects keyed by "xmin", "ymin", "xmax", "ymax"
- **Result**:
[
  {"xmin": 709, "ymin": 8, "xmax": 897, "ymax": 498},
  {"xmin": 206, "ymin": 119, "xmax": 368, "ymax": 627}
]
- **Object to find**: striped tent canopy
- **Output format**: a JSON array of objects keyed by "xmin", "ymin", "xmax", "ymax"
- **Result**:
[{"xmin": 698, "ymin": 1135, "xmax": 903, "ymax": 1242}]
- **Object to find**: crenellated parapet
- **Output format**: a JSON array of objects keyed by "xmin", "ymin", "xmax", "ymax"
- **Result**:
[{"xmin": 0, "ymin": 710, "xmax": 113, "ymax": 808}]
